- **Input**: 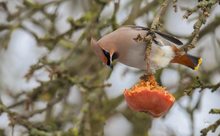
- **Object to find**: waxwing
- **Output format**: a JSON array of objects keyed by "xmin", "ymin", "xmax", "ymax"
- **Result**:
[{"xmin": 91, "ymin": 25, "xmax": 202, "ymax": 73}]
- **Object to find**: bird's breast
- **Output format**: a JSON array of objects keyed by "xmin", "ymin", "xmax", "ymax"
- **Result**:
[
  {"xmin": 150, "ymin": 45, "xmax": 175, "ymax": 69},
  {"xmin": 118, "ymin": 44, "xmax": 175, "ymax": 72},
  {"xmin": 118, "ymin": 43, "xmax": 147, "ymax": 70}
]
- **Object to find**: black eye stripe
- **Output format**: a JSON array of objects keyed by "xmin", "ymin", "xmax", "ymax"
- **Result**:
[
  {"xmin": 102, "ymin": 50, "xmax": 118, "ymax": 66},
  {"xmin": 102, "ymin": 50, "xmax": 111, "ymax": 65},
  {"xmin": 102, "ymin": 50, "xmax": 110, "ymax": 58}
]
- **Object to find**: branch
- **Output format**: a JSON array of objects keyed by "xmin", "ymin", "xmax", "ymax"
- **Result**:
[
  {"xmin": 200, "ymin": 119, "xmax": 220, "ymax": 136},
  {"xmin": 185, "ymin": 78, "xmax": 220, "ymax": 95},
  {"xmin": 0, "ymin": 24, "xmax": 11, "ymax": 31},
  {"xmin": 151, "ymin": 0, "xmax": 170, "ymax": 30},
  {"xmin": 144, "ymin": 0, "xmax": 170, "ymax": 76},
  {"xmin": 122, "ymin": 0, "xmax": 160, "ymax": 25},
  {"xmin": 0, "ymin": 103, "xmax": 46, "ymax": 131},
  {"xmin": 209, "ymin": 108, "xmax": 220, "ymax": 114},
  {"xmin": 199, "ymin": 16, "xmax": 220, "ymax": 39},
  {"xmin": 111, "ymin": 0, "xmax": 120, "ymax": 29},
  {"xmin": 180, "ymin": 0, "xmax": 219, "ymax": 52}
]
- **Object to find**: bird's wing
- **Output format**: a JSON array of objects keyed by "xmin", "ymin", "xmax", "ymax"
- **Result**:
[
  {"xmin": 126, "ymin": 25, "xmax": 150, "ymax": 31},
  {"xmin": 154, "ymin": 31, "xmax": 183, "ymax": 45},
  {"xmin": 126, "ymin": 25, "xmax": 183, "ymax": 46}
]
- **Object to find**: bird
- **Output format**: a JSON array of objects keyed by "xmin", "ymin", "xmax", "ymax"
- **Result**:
[{"xmin": 91, "ymin": 25, "xmax": 202, "ymax": 73}]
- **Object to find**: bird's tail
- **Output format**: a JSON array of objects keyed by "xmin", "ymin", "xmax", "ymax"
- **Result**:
[{"xmin": 171, "ymin": 54, "xmax": 202, "ymax": 70}]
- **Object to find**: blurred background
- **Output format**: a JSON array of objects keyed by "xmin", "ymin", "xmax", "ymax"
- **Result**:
[{"xmin": 0, "ymin": 0, "xmax": 220, "ymax": 136}]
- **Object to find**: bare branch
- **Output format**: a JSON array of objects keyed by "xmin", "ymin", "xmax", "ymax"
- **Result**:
[{"xmin": 200, "ymin": 119, "xmax": 220, "ymax": 136}]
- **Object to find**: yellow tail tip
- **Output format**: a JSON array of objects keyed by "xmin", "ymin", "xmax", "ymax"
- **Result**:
[{"xmin": 194, "ymin": 58, "xmax": 202, "ymax": 71}]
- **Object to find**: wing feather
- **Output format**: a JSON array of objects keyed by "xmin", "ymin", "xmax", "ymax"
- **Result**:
[{"xmin": 126, "ymin": 25, "xmax": 183, "ymax": 46}]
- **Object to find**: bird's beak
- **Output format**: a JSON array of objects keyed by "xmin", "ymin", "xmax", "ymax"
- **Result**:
[
  {"xmin": 109, "ymin": 52, "xmax": 115, "ymax": 69},
  {"xmin": 108, "ymin": 52, "xmax": 119, "ymax": 69}
]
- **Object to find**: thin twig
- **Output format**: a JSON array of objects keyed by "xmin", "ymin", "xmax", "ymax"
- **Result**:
[
  {"xmin": 143, "ymin": 0, "xmax": 170, "ymax": 76},
  {"xmin": 180, "ymin": 0, "xmax": 219, "ymax": 52},
  {"xmin": 151, "ymin": 0, "xmax": 170, "ymax": 30},
  {"xmin": 209, "ymin": 109, "xmax": 220, "ymax": 114},
  {"xmin": 200, "ymin": 119, "xmax": 220, "ymax": 136}
]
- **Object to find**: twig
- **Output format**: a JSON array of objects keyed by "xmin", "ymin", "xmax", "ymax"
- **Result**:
[
  {"xmin": 111, "ymin": 0, "xmax": 120, "ymax": 29},
  {"xmin": 180, "ymin": 0, "xmax": 219, "ymax": 52},
  {"xmin": 199, "ymin": 16, "xmax": 220, "ymax": 39},
  {"xmin": 185, "ymin": 79, "xmax": 220, "ymax": 95},
  {"xmin": 151, "ymin": 0, "xmax": 170, "ymax": 30},
  {"xmin": 143, "ymin": 0, "xmax": 170, "ymax": 76},
  {"xmin": 0, "ymin": 24, "xmax": 11, "ymax": 31},
  {"xmin": 123, "ymin": 1, "xmax": 160, "ymax": 25},
  {"xmin": 209, "ymin": 109, "xmax": 220, "ymax": 114},
  {"xmin": 0, "ymin": 103, "xmax": 47, "ymax": 131},
  {"xmin": 172, "ymin": 0, "xmax": 178, "ymax": 12},
  {"xmin": 200, "ymin": 119, "xmax": 220, "ymax": 136},
  {"xmin": 122, "ymin": 0, "xmax": 141, "ymax": 25}
]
